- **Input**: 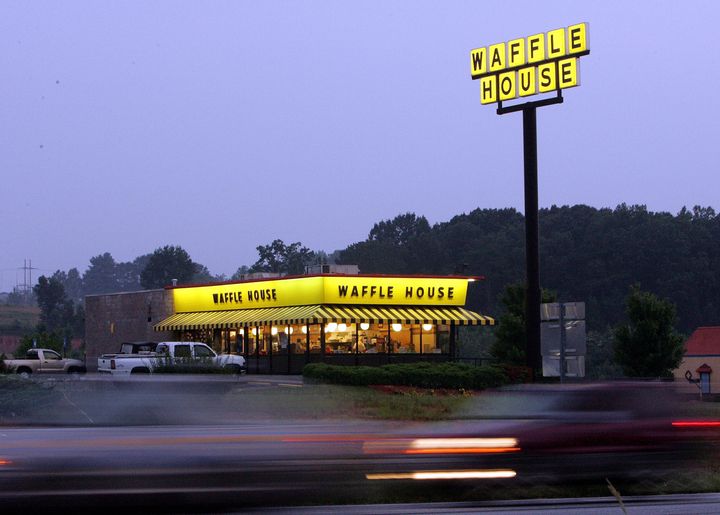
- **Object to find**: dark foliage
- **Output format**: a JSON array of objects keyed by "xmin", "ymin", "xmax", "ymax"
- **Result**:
[
  {"xmin": 250, "ymin": 239, "xmax": 316, "ymax": 276},
  {"xmin": 613, "ymin": 286, "xmax": 685, "ymax": 378},
  {"xmin": 140, "ymin": 245, "xmax": 197, "ymax": 289},
  {"xmin": 302, "ymin": 362, "xmax": 508, "ymax": 390},
  {"xmin": 338, "ymin": 204, "xmax": 720, "ymax": 333}
]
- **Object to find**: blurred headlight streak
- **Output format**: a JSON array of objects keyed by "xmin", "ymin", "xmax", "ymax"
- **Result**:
[
  {"xmin": 363, "ymin": 437, "xmax": 520, "ymax": 455},
  {"xmin": 366, "ymin": 469, "xmax": 517, "ymax": 480},
  {"xmin": 410, "ymin": 437, "xmax": 518, "ymax": 449}
]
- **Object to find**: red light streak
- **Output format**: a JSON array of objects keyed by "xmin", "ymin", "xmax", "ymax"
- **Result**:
[{"xmin": 672, "ymin": 421, "xmax": 720, "ymax": 427}]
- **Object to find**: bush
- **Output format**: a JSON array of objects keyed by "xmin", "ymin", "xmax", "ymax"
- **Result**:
[
  {"xmin": 0, "ymin": 376, "xmax": 59, "ymax": 417},
  {"xmin": 152, "ymin": 363, "xmax": 235, "ymax": 374},
  {"xmin": 302, "ymin": 362, "xmax": 508, "ymax": 390},
  {"xmin": 14, "ymin": 330, "xmax": 64, "ymax": 357},
  {"xmin": 150, "ymin": 354, "xmax": 237, "ymax": 375}
]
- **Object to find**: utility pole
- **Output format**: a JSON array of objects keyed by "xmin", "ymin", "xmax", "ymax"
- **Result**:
[{"xmin": 18, "ymin": 259, "xmax": 38, "ymax": 305}]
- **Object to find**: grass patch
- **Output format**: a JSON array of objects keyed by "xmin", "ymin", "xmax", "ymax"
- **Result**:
[
  {"xmin": 0, "ymin": 375, "xmax": 59, "ymax": 420},
  {"xmin": 226, "ymin": 383, "xmax": 470, "ymax": 420},
  {"xmin": 0, "ymin": 305, "xmax": 39, "ymax": 335}
]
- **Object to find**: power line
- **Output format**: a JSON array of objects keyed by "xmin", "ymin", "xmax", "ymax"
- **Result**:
[{"xmin": 16, "ymin": 259, "xmax": 39, "ymax": 303}]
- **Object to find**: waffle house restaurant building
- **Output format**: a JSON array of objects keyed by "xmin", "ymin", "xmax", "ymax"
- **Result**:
[{"xmin": 154, "ymin": 274, "xmax": 494, "ymax": 374}]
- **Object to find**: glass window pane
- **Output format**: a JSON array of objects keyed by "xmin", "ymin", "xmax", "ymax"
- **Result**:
[
  {"xmin": 175, "ymin": 344, "xmax": 192, "ymax": 358},
  {"xmin": 193, "ymin": 344, "xmax": 213, "ymax": 357}
]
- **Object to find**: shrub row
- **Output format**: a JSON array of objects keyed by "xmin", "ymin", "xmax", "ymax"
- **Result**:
[
  {"xmin": 153, "ymin": 363, "xmax": 236, "ymax": 374},
  {"xmin": 302, "ymin": 362, "xmax": 509, "ymax": 390}
]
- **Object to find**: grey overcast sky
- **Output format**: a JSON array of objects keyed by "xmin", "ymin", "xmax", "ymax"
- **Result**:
[{"xmin": 1, "ymin": 1, "xmax": 718, "ymax": 292}]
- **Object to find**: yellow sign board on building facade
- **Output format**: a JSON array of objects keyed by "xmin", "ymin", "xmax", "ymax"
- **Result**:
[
  {"xmin": 471, "ymin": 23, "xmax": 589, "ymax": 105},
  {"xmin": 172, "ymin": 275, "xmax": 473, "ymax": 313}
]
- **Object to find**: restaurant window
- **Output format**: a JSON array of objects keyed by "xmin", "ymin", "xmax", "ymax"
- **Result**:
[
  {"xmin": 287, "ymin": 325, "xmax": 306, "ymax": 354},
  {"xmin": 357, "ymin": 323, "xmax": 387, "ymax": 353},
  {"xmin": 248, "ymin": 326, "xmax": 265, "ymax": 355},
  {"xmin": 276, "ymin": 327, "xmax": 288, "ymax": 354},
  {"xmin": 324, "ymin": 322, "xmax": 356, "ymax": 354},
  {"xmin": 437, "ymin": 324, "xmax": 450, "ymax": 354},
  {"xmin": 234, "ymin": 330, "xmax": 244, "ymax": 354},
  {"xmin": 214, "ymin": 329, "xmax": 242, "ymax": 354},
  {"xmin": 181, "ymin": 329, "xmax": 213, "ymax": 346},
  {"xmin": 257, "ymin": 327, "xmax": 268, "ymax": 355},
  {"xmin": 263, "ymin": 326, "xmax": 280, "ymax": 354},
  {"xmin": 388, "ymin": 323, "xmax": 421, "ymax": 353},
  {"xmin": 308, "ymin": 324, "xmax": 322, "ymax": 353},
  {"xmin": 422, "ymin": 323, "xmax": 438, "ymax": 353}
]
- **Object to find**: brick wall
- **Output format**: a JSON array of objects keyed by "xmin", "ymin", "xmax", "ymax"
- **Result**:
[
  {"xmin": 0, "ymin": 336, "xmax": 21, "ymax": 356},
  {"xmin": 84, "ymin": 289, "xmax": 174, "ymax": 370}
]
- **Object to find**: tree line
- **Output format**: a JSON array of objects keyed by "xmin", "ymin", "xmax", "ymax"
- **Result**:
[
  {"xmin": 17, "ymin": 242, "xmax": 320, "ymax": 343},
  {"xmin": 15, "ymin": 203, "xmax": 720, "ymax": 370},
  {"xmin": 337, "ymin": 204, "xmax": 720, "ymax": 334}
]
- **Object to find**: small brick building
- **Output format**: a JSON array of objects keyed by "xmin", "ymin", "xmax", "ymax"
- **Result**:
[{"xmin": 84, "ymin": 289, "xmax": 174, "ymax": 371}]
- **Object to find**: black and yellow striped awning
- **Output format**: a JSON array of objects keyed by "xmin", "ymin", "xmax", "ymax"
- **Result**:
[
  {"xmin": 154, "ymin": 305, "xmax": 494, "ymax": 332},
  {"xmin": 314, "ymin": 305, "xmax": 494, "ymax": 326}
]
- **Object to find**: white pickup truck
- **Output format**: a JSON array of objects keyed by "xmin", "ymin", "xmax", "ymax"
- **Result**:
[{"xmin": 97, "ymin": 341, "xmax": 245, "ymax": 375}]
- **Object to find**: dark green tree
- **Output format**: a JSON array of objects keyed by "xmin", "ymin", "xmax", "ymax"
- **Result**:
[
  {"xmin": 613, "ymin": 286, "xmax": 685, "ymax": 378},
  {"xmin": 338, "ymin": 213, "xmax": 438, "ymax": 275},
  {"xmin": 33, "ymin": 275, "xmax": 84, "ymax": 341},
  {"xmin": 489, "ymin": 283, "xmax": 556, "ymax": 366},
  {"xmin": 251, "ymin": 240, "xmax": 315, "ymax": 275},
  {"xmin": 585, "ymin": 330, "xmax": 623, "ymax": 379},
  {"xmin": 53, "ymin": 268, "xmax": 84, "ymax": 303},
  {"xmin": 116, "ymin": 254, "xmax": 151, "ymax": 291},
  {"xmin": 140, "ymin": 245, "xmax": 197, "ymax": 289},
  {"xmin": 34, "ymin": 275, "xmax": 74, "ymax": 333},
  {"xmin": 15, "ymin": 327, "xmax": 64, "ymax": 357},
  {"xmin": 192, "ymin": 264, "xmax": 226, "ymax": 283},
  {"xmin": 83, "ymin": 252, "xmax": 120, "ymax": 294},
  {"xmin": 368, "ymin": 212, "xmax": 431, "ymax": 245}
]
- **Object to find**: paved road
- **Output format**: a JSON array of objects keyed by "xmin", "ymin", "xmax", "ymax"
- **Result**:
[
  {"xmin": 245, "ymin": 494, "xmax": 720, "ymax": 514},
  {"xmin": 3, "ymin": 378, "xmax": 717, "ymax": 513}
]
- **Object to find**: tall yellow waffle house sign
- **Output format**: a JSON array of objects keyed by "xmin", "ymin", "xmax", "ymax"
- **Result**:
[{"xmin": 470, "ymin": 23, "xmax": 589, "ymax": 104}]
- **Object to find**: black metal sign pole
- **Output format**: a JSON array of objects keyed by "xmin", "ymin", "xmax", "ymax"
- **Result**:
[
  {"xmin": 478, "ymin": 35, "xmax": 590, "ymax": 377},
  {"xmin": 498, "ymin": 91, "xmax": 563, "ymax": 376},
  {"xmin": 522, "ymin": 106, "xmax": 541, "ymax": 374}
]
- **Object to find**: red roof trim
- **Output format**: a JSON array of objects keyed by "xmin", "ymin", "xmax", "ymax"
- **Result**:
[{"xmin": 165, "ymin": 273, "xmax": 486, "ymax": 290}]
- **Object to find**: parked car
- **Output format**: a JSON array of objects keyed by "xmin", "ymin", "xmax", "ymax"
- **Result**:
[
  {"xmin": 97, "ymin": 341, "xmax": 245, "ymax": 375},
  {"xmin": 5, "ymin": 348, "xmax": 86, "ymax": 376}
]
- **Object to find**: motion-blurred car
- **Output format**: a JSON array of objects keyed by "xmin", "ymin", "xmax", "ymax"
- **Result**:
[{"xmin": 362, "ymin": 382, "xmax": 717, "ymax": 485}]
